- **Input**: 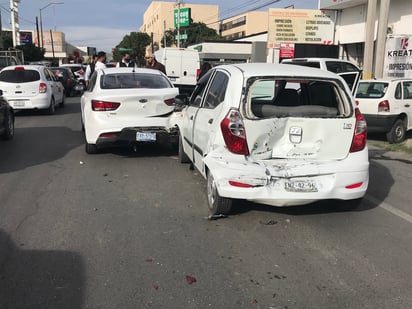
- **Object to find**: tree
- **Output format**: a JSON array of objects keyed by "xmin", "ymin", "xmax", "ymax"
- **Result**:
[
  {"xmin": 16, "ymin": 44, "xmax": 45, "ymax": 62},
  {"xmin": 161, "ymin": 22, "xmax": 221, "ymax": 48},
  {"xmin": 113, "ymin": 32, "xmax": 151, "ymax": 67}
]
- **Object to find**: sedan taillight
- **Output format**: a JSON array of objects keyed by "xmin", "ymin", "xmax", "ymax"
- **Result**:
[
  {"xmin": 164, "ymin": 98, "xmax": 175, "ymax": 106},
  {"xmin": 91, "ymin": 100, "xmax": 120, "ymax": 111},
  {"xmin": 378, "ymin": 100, "xmax": 390, "ymax": 112},
  {"xmin": 39, "ymin": 82, "xmax": 47, "ymax": 93},
  {"xmin": 220, "ymin": 108, "xmax": 249, "ymax": 155},
  {"xmin": 350, "ymin": 108, "xmax": 367, "ymax": 153}
]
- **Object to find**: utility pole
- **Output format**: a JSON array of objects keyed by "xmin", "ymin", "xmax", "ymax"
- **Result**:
[
  {"xmin": 10, "ymin": 0, "xmax": 20, "ymax": 47},
  {"xmin": 176, "ymin": 0, "xmax": 181, "ymax": 48},
  {"xmin": 375, "ymin": 0, "xmax": 391, "ymax": 78},
  {"xmin": 363, "ymin": 0, "xmax": 377, "ymax": 79}
]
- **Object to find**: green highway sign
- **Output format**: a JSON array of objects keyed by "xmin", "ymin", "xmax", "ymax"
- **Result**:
[
  {"xmin": 117, "ymin": 47, "xmax": 133, "ymax": 51},
  {"xmin": 174, "ymin": 7, "xmax": 191, "ymax": 27}
]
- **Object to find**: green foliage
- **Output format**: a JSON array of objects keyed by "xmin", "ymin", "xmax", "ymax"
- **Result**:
[
  {"xmin": 161, "ymin": 22, "xmax": 221, "ymax": 48},
  {"xmin": 15, "ymin": 44, "xmax": 45, "ymax": 62},
  {"xmin": 113, "ymin": 32, "xmax": 151, "ymax": 67}
]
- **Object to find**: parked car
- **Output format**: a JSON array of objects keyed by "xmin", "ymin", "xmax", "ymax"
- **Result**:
[
  {"xmin": 281, "ymin": 57, "xmax": 362, "ymax": 94},
  {"xmin": 50, "ymin": 67, "xmax": 77, "ymax": 97},
  {"xmin": 0, "ymin": 65, "xmax": 65, "ymax": 114},
  {"xmin": 61, "ymin": 63, "xmax": 86, "ymax": 90},
  {"xmin": 81, "ymin": 67, "xmax": 180, "ymax": 154},
  {"xmin": 0, "ymin": 90, "xmax": 14, "ymax": 140},
  {"xmin": 355, "ymin": 79, "xmax": 412, "ymax": 143},
  {"xmin": 174, "ymin": 63, "xmax": 369, "ymax": 215}
]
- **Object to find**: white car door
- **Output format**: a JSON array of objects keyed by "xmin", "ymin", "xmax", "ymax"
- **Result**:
[
  {"xmin": 192, "ymin": 71, "xmax": 229, "ymax": 176},
  {"xmin": 402, "ymin": 80, "xmax": 412, "ymax": 130},
  {"xmin": 44, "ymin": 68, "xmax": 63, "ymax": 104}
]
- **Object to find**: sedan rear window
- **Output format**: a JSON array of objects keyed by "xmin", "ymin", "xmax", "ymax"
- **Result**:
[
  {"xmin": 0, "ymin": 69, "xmax": 41, "ymax": 83},
  {"xmin": 100, "ymin": 73, "xmax": 173, "ymax": 89},
  {"xmin": 355, "ymin": 82, "xmax": 388, "ymax": 98}
]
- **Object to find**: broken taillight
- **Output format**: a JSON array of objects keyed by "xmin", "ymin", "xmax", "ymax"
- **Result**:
[
  {"xmin": 39, "ymin": 82, "xmax": 47, "ymax": 93},
  {"xmin": 350, "ymin": 108, "xmax": 367, "ymax": 153},
  {"xmin": 378, "ymin": 100, "xmax": 390, "ymax": 112},
  {"xmin": 220, "ymin": 108, "xmax": 249, "ymax": 155},
  {"xmin": 91, "ymin": 100, "xmax": 120, "ymax": 111}
]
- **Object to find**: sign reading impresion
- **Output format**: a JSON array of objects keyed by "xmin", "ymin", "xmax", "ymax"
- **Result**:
[
  {"xmin": 384, "ymin": 36, "xmax": 412, "ymax": 78},
  {"xmin": 267, "ymin": 9, "xmax": 335, "ymax": 49}
]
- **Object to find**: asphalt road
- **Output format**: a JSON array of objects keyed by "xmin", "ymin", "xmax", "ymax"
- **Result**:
[{"xmin": 1, "ymin": 97, "xmax": 412, "ymax": 309}]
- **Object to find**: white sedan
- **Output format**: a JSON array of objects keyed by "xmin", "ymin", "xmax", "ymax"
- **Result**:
[
  {"xmin": 175, "ymin": 63, "xmax": 370, "ymax": 215},
  {"xmin": 0, "ymin": 65, "xmax": 65, "ymax": 114},
  {"xmin": 81, "ymin": 67, "xmax": 180, "ymax": 154}
]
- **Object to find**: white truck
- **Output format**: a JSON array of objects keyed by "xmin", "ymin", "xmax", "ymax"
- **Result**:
[{"xmin": 154, "ymin": 48, "xmax": 200, "ymax": 95}]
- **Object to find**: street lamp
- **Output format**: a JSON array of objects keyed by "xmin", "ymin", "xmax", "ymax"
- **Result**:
[{"xmin": 39, "ymin": 2, "xmax": 64, "ymax": 49}]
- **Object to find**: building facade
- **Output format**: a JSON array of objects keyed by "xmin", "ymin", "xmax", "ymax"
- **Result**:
[
  {"xmin": 320, "ymin": 0, "xmax": 412, "ymax": 78},
  {"xmin": 220, "ymin": 11, "xmax": 268, "ymax": 40},
  {"xmin": 140, "ymin": 1, "xmax": 219, "ymax": 48}
]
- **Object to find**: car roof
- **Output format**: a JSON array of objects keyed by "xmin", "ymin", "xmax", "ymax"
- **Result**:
[
  {"xmin": 0, "ymin": 64, "xmax": 46, "ymax": 71},
  {"xmin": 218, "ymin": 63, "xmax": 344, "ymax": 80},
  {"xmin": 282, "ymin": 57, "xmax": 355, "ymax": 62},
  {"xmin": 359, "ymin": 79, "xmax": 412, "ymax": 83},
  {"xmin": 98, "ymin": 67, "xmax": 166, "ymax": 76}
]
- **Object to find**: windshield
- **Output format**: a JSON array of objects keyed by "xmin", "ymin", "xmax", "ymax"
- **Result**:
[{"xmin": 356, "ymin": 82, "xmax": 388, "ymax": 99}]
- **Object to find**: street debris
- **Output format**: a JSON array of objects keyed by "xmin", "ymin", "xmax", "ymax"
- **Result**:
[
  {"xmin": 152, "ymin": 284, "xmax": 159, "ymax": 290},
  {"xmin": 259, "ymin": 219, "xmax": 278, "ymax": 225},
  {"xmin": 185, "ymin": 275, "xmax": 197, "ymax": 284},
  {"xmin": 205, "ymin": 214, "xmax": 228, "ymax": 220}
]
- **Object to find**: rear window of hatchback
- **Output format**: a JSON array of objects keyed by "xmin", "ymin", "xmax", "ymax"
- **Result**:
[
  {"xmin": 0, "ymin": 69, "xmax": 41, "ymax": 83},
  {"xmin": 356, "ymin": 82, "xmax": 388, "ymax": 99}
]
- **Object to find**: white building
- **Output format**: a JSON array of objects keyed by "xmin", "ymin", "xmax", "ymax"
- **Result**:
[{"xmin": 320, "ymin": 0, "xmax": 412, "ymax": 78}]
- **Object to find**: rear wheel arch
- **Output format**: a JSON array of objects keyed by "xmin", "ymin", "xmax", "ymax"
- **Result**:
[{"xmin": 206, "ymin": 167, "xmax": 233, "ymax": 215}]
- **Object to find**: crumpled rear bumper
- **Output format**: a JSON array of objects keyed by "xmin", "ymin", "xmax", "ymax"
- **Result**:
[{"xmin": 203, "ymin": 148, "xmax": 369, "ymax": 207}]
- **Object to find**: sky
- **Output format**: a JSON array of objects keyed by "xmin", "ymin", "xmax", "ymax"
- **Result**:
[{"xmin": 1, "ymin": 0, "xmax": 319, "ymax": 52}]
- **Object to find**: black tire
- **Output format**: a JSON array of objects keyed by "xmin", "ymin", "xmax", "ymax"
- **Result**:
[
  {"xmin": 47, "ymin": 97, "xmax": 55, "ymax": 115},
  {"xmin": 206, "ymin": 170, "xmax": 232, "ymax": 215},
  {"xmin": 2, "ymin": 110, "xmax": 14, "ymax": 140},
  {"xmin": 386, "ymin": 119, "xmax": 406, "ymax": 144},
  {"xmin": 178, "ymin": 134, "xmax": 190, "ymax": 163},
  {"xmin": 85, "ymin": 142, "xmax": 98, "ymax": 154}
]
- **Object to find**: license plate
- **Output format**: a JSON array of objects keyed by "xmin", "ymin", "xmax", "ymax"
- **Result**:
[
  {"xmin": 285, "ymin": 179, "xmax": 318, "ymax": 192},
  {"xmin": 12, "ymin": 100, "xmax": 26, "ymax": 107},
  {"xmin": 136, "ymin": 132, "xmax": 156, "ymax": 142},
  {"xmin": 169, "ymin": 77, "xmax": 177, "ymax": 81}
]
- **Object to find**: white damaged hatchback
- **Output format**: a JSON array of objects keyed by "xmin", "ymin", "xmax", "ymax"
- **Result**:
[{"xmin": 175, "ymin": 63, "xmax": 369, "ymax": 215}]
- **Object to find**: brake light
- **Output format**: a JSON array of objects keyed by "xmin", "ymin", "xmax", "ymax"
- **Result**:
[
  {"xmin": 196, "ymin": 69, "xmax": 201, "ymax": 80},
  {"xmin": 39, "ymin": 82, "xmax": 47, "ymax": 93},
  {"xmin": 91, "ymin": 100, "xmax": 120, "ymax": 111},
  {"xmin": 67, "ymin": 78, "xmax": 74, "ymax": 86},
  {"xmin": 345, "ymin": 182, "xmax": 363, "ymax": 189},
  {"xmin": 378, "ymin": 100, "xmax": 390, "ymax": 112},
  {"xmin": 350, "ymin": 108, "xmax": 367, "ymax": 153},
  {"xmin": 220, "ymin": 108, "xmax": 249, "ymax": 155},
  {"xmin": 14, "ymin": 66, "xmax": 25, "ymax": 71},
  {"xmin": 164, "ymin": 98, "xmax": 175, "ymax": 106},
  {"xmin": 228, "ymin": 180, "xmax": 253, "ymax": 188}
]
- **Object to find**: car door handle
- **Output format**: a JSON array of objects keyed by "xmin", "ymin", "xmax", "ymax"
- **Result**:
[
  {"xmin": 405, "ymin": 104, "xmax": 410, "ymax": 108},
  {"xmin": 208, "ymin": 118, "xmax": 213, "ymax": 124},
  {"xmin": 190, "ymin": 115, "xmax": 194, "ymax": 120}
]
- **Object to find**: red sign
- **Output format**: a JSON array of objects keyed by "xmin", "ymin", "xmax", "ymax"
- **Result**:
[{"xmin": 280, "ymin": 43, "xmax": 295, "ymax": 58}]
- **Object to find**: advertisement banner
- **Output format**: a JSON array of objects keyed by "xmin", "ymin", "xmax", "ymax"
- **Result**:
[
  {"xmin": 384, "ymin": 36, "xmax": 412, "ymax": 78},
  {"xmin": 267, "ymin": 9, "xmax": 335, "ymax": 49}
]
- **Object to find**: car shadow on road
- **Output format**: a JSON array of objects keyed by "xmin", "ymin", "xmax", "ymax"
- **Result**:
[
  {"xmin": 0, "ymin": 229, "xmax": 84, "ymax": 308},
  {"xmin": 14, "ymin": 100, "xmax": 81, "ymax": 117},
  {"xmin": 0, "ymin": 126, "xmax": 84, "ymax": 174},
  {"xmin": 95, "ymin": 143, "xmax": 178, "ymax": 158}
]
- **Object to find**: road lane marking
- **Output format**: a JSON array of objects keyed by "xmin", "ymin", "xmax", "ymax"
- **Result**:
[{"xmin": 366, "ymin": 194, "xmax": 412, "ymax": 224}]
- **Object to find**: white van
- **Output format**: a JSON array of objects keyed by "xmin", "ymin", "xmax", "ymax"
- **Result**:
[{"xmin": 154, "ymin": 48, "xmax": 200, "ymax": 95}]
